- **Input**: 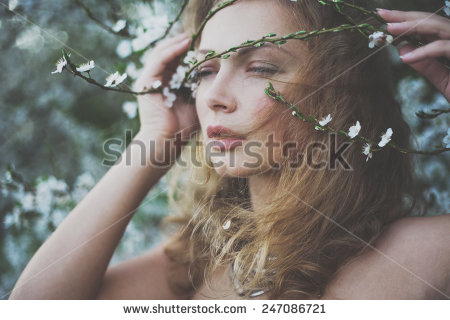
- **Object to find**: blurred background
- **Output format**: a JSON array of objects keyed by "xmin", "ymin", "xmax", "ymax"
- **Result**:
[{"xmin": 0, "ymin": 0, "xmax": 448, "ymax": 299}]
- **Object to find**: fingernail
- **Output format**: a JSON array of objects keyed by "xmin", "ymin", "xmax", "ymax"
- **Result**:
[
  {"xmin": 400, "ymin": 52, "xmax": 413, "ymax": 60},
  {"xmin": 181, "ymin": 38, "xmax": 190, "ymax": 46}
]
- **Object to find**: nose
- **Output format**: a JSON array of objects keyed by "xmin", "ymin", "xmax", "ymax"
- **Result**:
[{"xmin": 203, "ymin": 68, "xmax": 237, "ymax": 113}]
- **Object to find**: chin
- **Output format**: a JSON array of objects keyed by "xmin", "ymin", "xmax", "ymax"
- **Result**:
[{"xmin": 210, "ymin": 158, "xmax": 273, "ymax": 178}]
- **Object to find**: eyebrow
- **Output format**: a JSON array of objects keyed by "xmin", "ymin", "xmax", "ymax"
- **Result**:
[{"xmin": 198, "ymin": 42, "xmax": 295, "ymax": 58}]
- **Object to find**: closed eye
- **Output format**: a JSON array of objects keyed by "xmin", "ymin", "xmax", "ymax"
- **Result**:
[
  {"xmin": 248, "ymin": 66, "xmax": 277, "ymax": 75},
  {"xmin": 196, "ymin": 69, "xmax": 215, "ymax": 78},
  {"xmin": 196, "ymin": 66, "xmax": 277, "ymax": 79}
]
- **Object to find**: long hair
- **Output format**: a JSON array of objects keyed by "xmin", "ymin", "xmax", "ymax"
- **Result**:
[{"xmin": 161, "ymin": 0, "xmax": 424, "ymax": 299}]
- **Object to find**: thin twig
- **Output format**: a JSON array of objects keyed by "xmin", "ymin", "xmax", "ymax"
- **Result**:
[
  {"xmin": 62, "ymin": 50, "xmax": 159, "ymax": 95},
  {"xmin": 180, "ymin": 23, "xmax": 375, "ymax": 88},
  {"xmin": 188, "ymin": 0, "xmax": 239, "ymax": 51},
  {"xmin": 142, "ymin": 0, "xmax": 190, "ymax": 51},
  {"xmin": 265, "ymin": 82, "xmax": 450, "ymax": 156},
  {"xmin": 72, "ymin": 0, "xmax": 132, "ymax": 38},
  {"xmin": 416, "ymin": 108, "xmax": 450, "ymax": 119}
]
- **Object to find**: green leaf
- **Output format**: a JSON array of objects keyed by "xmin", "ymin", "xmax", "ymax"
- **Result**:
[
  {"xmin": 264, "ymin": 33, "xmax": 277, "ymax": 37},
  {"xmin": 282, "ymin": 33, "xmax": 295, "ymax": 39},
  {"xmin": 221, "ymin": 54, "xmax": 230, "ymax": 59},
  {"xmin": 205, "ymin": 50, "xmax": 215, "ymax": 58},
  {"xmin": 253, "ymin": 42, "xmax": 265, "ymax": 47},
  {"xmin": 274, "ymin": 40, "xmax": 287, "ymax": 48},
  {"xmin": 295, "ymin": 30, "xmax": 307, "ymax": 35}
]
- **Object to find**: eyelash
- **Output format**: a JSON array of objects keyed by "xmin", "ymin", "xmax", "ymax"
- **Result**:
[{"xmin": 196, "ymin": 66, "xmax": 277, "ymax": 79}]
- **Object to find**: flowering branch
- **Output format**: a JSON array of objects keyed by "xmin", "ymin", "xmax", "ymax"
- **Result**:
[
  {"xmin": 142, "ymin": 0, "xmax": 190, "ymax": 52},
  {"xmin": 187, "ymin": 0, "xmax": 239, "ymax": 52},
  {"xmin": 415, "ymin": 107, "xmax": 450, "ymax": 119},
  {"xmin": 72, "ymin": 0, "xmax": 133, "ymax": 38},
  {"xmin": 180, "ymin": 23, "xmax": 376, "ymax": 88},
  {"xmin": 59, "ymin": 50, "xmax": 160, "ymax": 95},
  {"xmin": 264, "ymin": 82, "xmax": 450, "ymax": 157},
  {"xmin": 318, "ymin": 0, "xmax": 385, "ymax": 24}
]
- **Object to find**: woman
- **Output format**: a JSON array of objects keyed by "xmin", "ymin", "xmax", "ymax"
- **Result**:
[{"xmin": 10, "ymin": 0, "xmax": 450, "ymax": 299}]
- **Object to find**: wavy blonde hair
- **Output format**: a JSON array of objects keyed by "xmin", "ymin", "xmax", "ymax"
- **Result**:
[{"xmin": 161, "ymin": 0, "xmax": 423, "ymax": 299}]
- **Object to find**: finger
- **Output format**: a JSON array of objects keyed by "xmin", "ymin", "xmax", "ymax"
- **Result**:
[
  {"xmin": 136, "ymin": 38, "xmax": 191, "ymax": 89},
  {"xmin": 386, "ymin": 19, "xmax": 450, "ymax": 39},
  {"xmin": 400, "ymin": 40, "xmax": 450, "ymax": 62},
  {"xmin": 399, "ymin": 44, "xmax": 450, "ymax": 94},
  {"xmin": 377, "ymin": 9, "xmax": 441, "ymax": 23},
  {"xmin": 152, "ymin": 33, "xmax": 190, "ymax": 53},
  {"xmin": 147, "ymin": 38, "xmax": 191, "ymax": 76}
]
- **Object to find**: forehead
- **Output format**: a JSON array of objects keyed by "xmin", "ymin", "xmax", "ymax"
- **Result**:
[{"xmin": 199, "ymin": 0, "xmax": 301, "ymax": 53}]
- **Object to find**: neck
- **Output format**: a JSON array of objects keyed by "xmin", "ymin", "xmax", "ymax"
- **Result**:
[{"xmin": 248, "ymin": 169, "xmax": 279, "ymax": 211}]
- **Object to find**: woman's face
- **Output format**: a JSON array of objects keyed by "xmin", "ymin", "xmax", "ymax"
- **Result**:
[{"xmin": 195, "ymin": 0, "xmax": 305, "ymax": 177}]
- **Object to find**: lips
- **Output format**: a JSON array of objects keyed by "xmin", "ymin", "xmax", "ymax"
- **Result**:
[
  {"xmin": 207, "ymin": 125, "xmax": 245, "ymax": 151},
  {"xmin": 207, "ymin": 125, "xmax": 245, "ymax": 139}
]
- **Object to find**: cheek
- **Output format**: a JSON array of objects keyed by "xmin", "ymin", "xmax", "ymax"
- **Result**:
[{"xmin": 246, "ymin": 94, "xmax": 278, "ymax": 125}]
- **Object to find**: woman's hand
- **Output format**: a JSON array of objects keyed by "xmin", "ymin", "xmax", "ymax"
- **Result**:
[
  {"xmin": 134, "ymin": 33, "xmax": 199, "ymax": 141},
  {"xmin": 377, "ymin": 8, "xmax": 450, "ymax": 102}
]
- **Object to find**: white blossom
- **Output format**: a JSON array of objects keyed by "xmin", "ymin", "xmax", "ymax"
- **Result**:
[
  {"xmin": 50, "ymin": 209, "xmax": 66, "ymax": 227},
  {"xmin": 348, "ymin": 121, "xmax": 361, "ymax": 139},
  {"xmin": 445, "ymin": 1, "xmax": 450, "ymax": 17},
  {"xmin": 21, "ymin": 192, "xmax": 35, "ymax": 211},
  {"xmin": 169, "ymin": 65, "xmax": 189, "ymax": 90},
  {"xmin": 315, "ymin": 114, "xmax": 332, "ymax": 130},
  {"xmin": 222, "ymin": 220, "xmax": 231, "ymax": 230},
  {"xmin": 5, "ymin": 170, "xmax": 12, "ymax": 183},
  {"xmin": 134, "ymin": 2, "xmax": 173, "ymax": 32},
  {"xmin": 51, "ymin": 56, "xmax": 67, "ymax": 74},
  {"xmin": 122, "ymin": 101, "xmax": 138, "ymax": 119},
  {"xmin": 183, "ymin": 50, "xmax": 197, "ymax": 65},
  {"xmin": 152, "ymin": 80, "xmax": 162, "ymax": 89},
  {"xmin": 190, "ymin": 81, "xmax": 199, "ymax": 98},
  {"xmin": 76, "ymin": 60, "xmax": 94, "ymax": 72},
  {"xmin": 105, "ymin": 71, "xmax": 127, "ymax": 87},
  {"xmin": 112, "ymin": 19, "xmax": 127, "ymax": 32},
  {"xmin": 162, "ymin": 87, "xmax": 176, "ymax": 108},
  {"xmin": 378, "ymin": 128, "xmax": 393, "ymax": 147},
  {"xmin": 4, "ymin": 208, "xmax": 21, "ymax": 229},
  {"xmin": 9, "ymin": 0, "xmax": 18, "ymax": 11},
  {"xmin": 73, "ymin": 172, "xmax": 95, "ymax": 202},
  {"xmin": 116, "ymin": 40, "xmax": 133, "ymax": 58},
  {"xmin": 130, "ymin": 4, "xmax": 170, "ymax": 52},
  {"xmin": 75, "ymin": 172, "xmax": 95, "ymax": 189},
  {"xmin": 15, "ymin": 26, "xmax": 43, "ymax": 51},
  {"xmin": 126, "ymin": 62, "xmax": 142, "ymax": 79},
  {"xmin": 385, "ymin": 34, "xmax": 394, "ymax": 44},
  {"xmin": 443, "ymin": 128, "xmax": 450, "ymax": 148},
  {"xmin": 368, "ymin": 31, "xmax": 393, "ymax": 48},
  {"xmin": 292, "ymin": 110, "xmax": 296, "ymax": 116},
  {"xmin": 362, "ymin": 143, "xmax": 372, "ymax": 162},
  {"xmin": 35, "ymin": 176, "xmax": 67, "ymax": 216},
  {"xmin": 319, "ymin": 114, "xmax": 332, "ymax": 126}
]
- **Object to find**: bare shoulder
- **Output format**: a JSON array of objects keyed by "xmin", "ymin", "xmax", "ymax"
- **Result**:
[
  {"xmin": 323, "ymin": 214, "xmax": 450, "ymax": 299},
  {"xmin": 96, "ymin": 239, "xmax": 185, "ymax": 299}
]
